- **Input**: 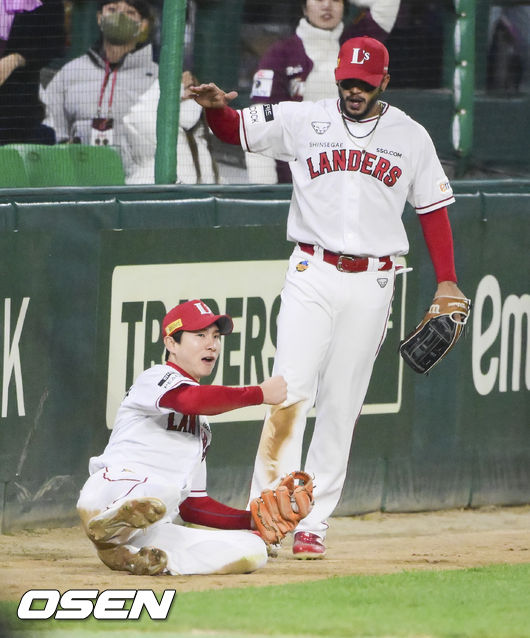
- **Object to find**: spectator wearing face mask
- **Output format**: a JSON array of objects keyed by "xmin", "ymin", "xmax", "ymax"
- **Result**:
[
  {"xmin": 246, "ymin": 0, "xmax": 400, "ymax": 184},
  {"xmin": 42, "ymin": 0, "xmax": 157, "ymax": 180}
]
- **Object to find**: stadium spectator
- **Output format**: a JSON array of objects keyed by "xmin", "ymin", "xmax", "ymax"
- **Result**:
[
  {"xmin": 42, "ymin": 0, "xmax": 156, "ymax": 181},
  {"xmin": 487, "ymin": 4, "xmax": 530, "ymax": 93},
  {"xmin": 0, "ymin": 0, "xmax": 65, "ymax": 145},
  {"xmin": 246, "ymin": 0, "xmax": 400, "ymax": 183},
  {"xmin": 382, "ymin": 0, "xmax": 448, "ymax": 90},
  {"xmin": 123, "ymin": 70, "xmax": 219, "ymax": 184}
]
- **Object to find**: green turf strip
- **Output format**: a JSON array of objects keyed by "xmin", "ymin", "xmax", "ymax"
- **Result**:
[{"xmin": 2, "ymin": 564, "xmax": 529, "ymax": 638}]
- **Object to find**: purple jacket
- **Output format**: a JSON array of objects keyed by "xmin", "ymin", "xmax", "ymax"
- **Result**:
[
  {"xmin": 251, "ymin": 11, "xmax": 389, "ymax": 105},
  {"xmin": 249, "ymin": 11, "xmax": 390, "ymax": 182}
]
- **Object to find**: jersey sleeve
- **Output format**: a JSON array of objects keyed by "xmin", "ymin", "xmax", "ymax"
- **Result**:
[
  {"xmin": 122, "ymin": 366, "xmax": 197, "ymax": 416},
  {"xmin": 419, "ymin": 207, "xmax": 457, "ymax": 283},
  {"xmin": 205, "ymin": 106, "xmax": 241, "ymax": 145},
  {"xmin": 407, "ymin": 124, "xmax": 456, "ymax": 214},
  {"xmin": 239, "ymin": 102, "xmax": 297, "ymax": 162}
]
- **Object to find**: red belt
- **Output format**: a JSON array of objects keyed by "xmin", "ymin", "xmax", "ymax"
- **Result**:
[{"xmin": 298, "ymin": 243, "xmax": 392, "ymax": 273}]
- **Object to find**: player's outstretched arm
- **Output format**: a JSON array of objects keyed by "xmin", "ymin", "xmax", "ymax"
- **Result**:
[
  {"xmin": 259, "ymin": 375, "xmax": 287, "ymax": 405},
  {"xmin": 189, "ymin": 82, "xmax": 238, "ymax": 109}
]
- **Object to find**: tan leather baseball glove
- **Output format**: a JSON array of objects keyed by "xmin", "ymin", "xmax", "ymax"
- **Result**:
[
  {"xmin": 399, "ymin": 295, "xmax": 471, "ymax": 374},
  {"xmin": 250, "ymin": 471, "xmax": 314, "ymax": 545}
]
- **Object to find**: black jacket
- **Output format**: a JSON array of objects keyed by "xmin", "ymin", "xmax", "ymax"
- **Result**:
[{"xmin": 0, "ymin": 0, "xmax": 65, "ymax": 143}]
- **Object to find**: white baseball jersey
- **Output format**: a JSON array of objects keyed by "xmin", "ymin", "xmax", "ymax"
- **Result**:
[
  {"xmin": 239, "ymin": 99, "xmax": 455, "ymax": 257},
  {"xmin": 89, "ymin": 364, "xmax": 211, "ymax": 494}
]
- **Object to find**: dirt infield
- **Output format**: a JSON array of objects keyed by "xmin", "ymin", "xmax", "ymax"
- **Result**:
[{"xmin": 1, "ymin": 505, "xmax": 529, "ymax": 601}]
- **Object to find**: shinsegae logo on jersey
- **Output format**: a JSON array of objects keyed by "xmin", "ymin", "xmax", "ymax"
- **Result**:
[{"xmin": 311, "ymin": 121, "xmax": 331, "ymax": 135}]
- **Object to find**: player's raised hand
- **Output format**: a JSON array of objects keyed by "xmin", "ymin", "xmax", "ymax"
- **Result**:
[
  {"xmin": 259, "ymin": 376, "xmax": 287, "ymax": 405},
  {"xmin": 189, "ymin": 82, "xmax": 238, "ymax": 109}
]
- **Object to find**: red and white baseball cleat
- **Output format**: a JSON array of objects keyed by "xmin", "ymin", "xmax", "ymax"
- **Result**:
[{"xmin": 292, "ymin": 531, "xmax": 326, "ymax": 559}]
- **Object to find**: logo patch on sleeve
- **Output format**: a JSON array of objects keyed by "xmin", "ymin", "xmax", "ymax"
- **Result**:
[
  {"xmin": 437, "ymin": 178, "xmax": 452, "ymax": 194},
  {"xmin": 263, "ymin": 104, "xmax": 274, "ymax": 122},
  {"xmin": 158, "ymin": 372, "xmax": 178, "ymax": 388}
]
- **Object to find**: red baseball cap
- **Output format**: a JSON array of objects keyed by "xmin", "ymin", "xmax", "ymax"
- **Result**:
[
  {"xmin": 162, "ymin": 300, "xmax": 233, "ymax": 338},
  {"xmin": 335, "ymin": 36, "xmax": 389, "ymax": 86}
]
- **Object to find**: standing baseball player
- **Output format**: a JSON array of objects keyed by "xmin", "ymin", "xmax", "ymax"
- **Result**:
[
  {"xmin": 190, "ymin": 36, "xmax": 468, "ymax": 558},
  {"xmin": 77, "ymin": 299, "xmax": 313, "ymax": 575}
]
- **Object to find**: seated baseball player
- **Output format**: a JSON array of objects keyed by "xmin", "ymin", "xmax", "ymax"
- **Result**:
[{"xmin": 76, "ymin": 299, "xmax": 313, "ymax": 575}]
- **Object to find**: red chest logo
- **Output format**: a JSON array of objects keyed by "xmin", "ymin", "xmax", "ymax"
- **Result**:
[
  {"xmin": 306, "ymin": 149, "xmax": 402, "ymax": 186},
  {"xmin": 166, "ymin": 413, "xmax": 199, "ymax": 434}
]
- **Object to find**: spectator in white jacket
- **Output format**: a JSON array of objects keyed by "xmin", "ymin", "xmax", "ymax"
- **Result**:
[
  {"xmin": 123, "ymin": 70, "xmax": 218, "ymax": 184},
  {"xmin": 42, "ymin": 0, "xmax": 157, "ymax": 181}
]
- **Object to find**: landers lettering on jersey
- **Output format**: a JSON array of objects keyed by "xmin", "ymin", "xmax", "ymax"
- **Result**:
[
  {"xmin": 306, "ymin": 149, "xmax": 402, "ymax": 186},
  {"xmin": 167, "ymin": 413, "xmax": 200, "ymax": 434},
  {"xmin": 167, "ymin": 415, "xmax": 211, "ymax": 458}
]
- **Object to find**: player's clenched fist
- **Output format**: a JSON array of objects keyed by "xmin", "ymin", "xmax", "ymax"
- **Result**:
[{"xmin": 259, "ymin": 375, "xmax": 287, "ymax": 405}]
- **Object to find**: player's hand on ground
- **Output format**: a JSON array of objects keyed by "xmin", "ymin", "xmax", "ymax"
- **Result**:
[
  {"xmin": 189, "ymin": 82, "xmax": 238, "ymax": 109},
  {"xmin": 259, "ymin": 376, "xmax": 287, "ymax": 405}
]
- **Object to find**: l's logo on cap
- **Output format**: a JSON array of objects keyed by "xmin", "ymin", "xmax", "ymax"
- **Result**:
[{"xmin": 350, "ymin": 48, "xmax": 370, "ymax": 65}]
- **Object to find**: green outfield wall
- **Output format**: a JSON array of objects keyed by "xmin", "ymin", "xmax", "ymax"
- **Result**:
[{"xmin": 0, "ymin": 182, "xmax": 528, "ymax": 531}]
